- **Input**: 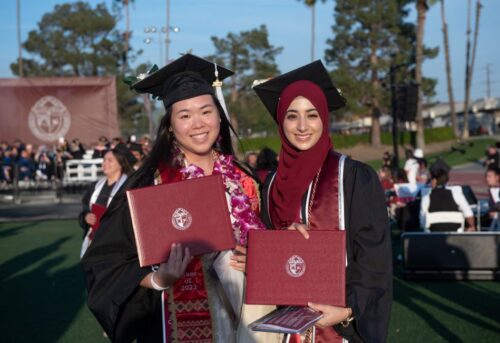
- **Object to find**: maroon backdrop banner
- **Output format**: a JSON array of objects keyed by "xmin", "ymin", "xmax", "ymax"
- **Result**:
[{"xmin": 0, "ymin": 77, "xmax": 120, "ymax": 145}]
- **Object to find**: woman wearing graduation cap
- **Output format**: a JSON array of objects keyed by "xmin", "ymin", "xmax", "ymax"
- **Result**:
[
  {"xmin": 254, "ymin": 61, "xmax": 393, "ymax": 343},
  {"xmin": 81, "ymin": 54, "xmax": 274, "ymax": 343}
]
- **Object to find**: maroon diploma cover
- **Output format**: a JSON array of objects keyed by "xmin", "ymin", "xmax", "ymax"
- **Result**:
[
  {"xmin": 90, "ymin": 203, "xmax": 107, "ymax": 231},
  {"xmin": 246, "ymin": 230, "xmax": 346, "ymax": 307},
  {"xmin": 126, "ymin": 174, "xmax": 235, "ymax": 267}
]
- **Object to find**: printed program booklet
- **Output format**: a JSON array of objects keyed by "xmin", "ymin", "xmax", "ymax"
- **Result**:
[{"xmin": 249, "ymin": 306, "xmax": 323, "ymax": 334}]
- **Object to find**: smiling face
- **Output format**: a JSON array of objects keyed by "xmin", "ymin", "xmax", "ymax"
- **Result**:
[
  {"xmin": 170, "ymin": 94, "xmax": 221, "ymax": 161},
  {"xmin": 102, "ymin": 151, "xmax": 122, "ymax": 178},
  {"xmin": 282, "ymin": 96, "xmax": 324, "ymax": 151}
]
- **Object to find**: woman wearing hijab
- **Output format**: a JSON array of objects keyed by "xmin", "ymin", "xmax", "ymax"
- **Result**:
[
  {"xmin": 78, "ymin": 147, "xmax": 133, "ymax": 257},
  {"xmin": 254, "ymin": 61, "xmax": 392, "ymax": 343},
  {"xmin": 81, "ymin": 54, "xmax": 272, "ymax": 343}
]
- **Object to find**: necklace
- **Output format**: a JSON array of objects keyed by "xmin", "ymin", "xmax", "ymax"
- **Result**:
[{"xmin": 180, "ymin": 151, "xmax": 265, "ymax": 245}]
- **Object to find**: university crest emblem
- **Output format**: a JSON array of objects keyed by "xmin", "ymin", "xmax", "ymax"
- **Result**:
[{"xmin": 171, "ymin": 208, "xmax": 192, "ymax": 230}]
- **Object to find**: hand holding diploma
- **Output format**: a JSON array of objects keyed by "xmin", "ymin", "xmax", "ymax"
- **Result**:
[
  {"xmin": 85, "ymin": 213, "xmax": 97, "ymax": 226},
  {"xmin": 308, "ymin": 302, "xmax": 352, "ymax": 328},
  {"xmin": 141, "ymin": 243, "xmax": 192, "ymax": 290},
  {"xmin": 229, "ymin": 245, "xmax": 247, "ymax": 272},
  {"xmin": 287, "ymin": 222, "xmax": 310, "ymax": 240}
]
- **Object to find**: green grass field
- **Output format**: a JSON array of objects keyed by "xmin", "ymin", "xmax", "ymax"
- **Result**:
[{"xmin": 0, "ymin": 220, "xmax": 499, "ymax": 342}]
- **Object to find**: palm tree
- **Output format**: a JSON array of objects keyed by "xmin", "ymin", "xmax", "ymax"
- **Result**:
[
  {"xmin": 300, "ymin": 0, "xmax": 322, "ymax": 62},
  {"xmin": 462, "ymin": 0, "xmax": 482, "ymax": 139},
  {"xmin": 115, "ymin": 0, "xmax": 133, "ymax": 71},
  {"xmin": 415, "ymin": 0, "xmax": 432, "ymax": 150},
  {"xmin": 440, "ymin": 0, "xmax": 458, "ymax": 137}
]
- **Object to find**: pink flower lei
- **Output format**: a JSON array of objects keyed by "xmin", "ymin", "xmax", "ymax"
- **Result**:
[{"xmin": 180, "ymin": 151, "xmax": 265, "ymax": 245}]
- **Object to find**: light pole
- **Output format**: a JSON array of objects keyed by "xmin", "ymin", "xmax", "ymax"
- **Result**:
[{"xmin": 144, "ymin": 25, "xmax": 180, "ymax": 65}]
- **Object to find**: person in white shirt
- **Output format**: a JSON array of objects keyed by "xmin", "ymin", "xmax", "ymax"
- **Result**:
[
  {"xmin": 404, "ymin": 149, "xmax": 419, "ymax": 184},
  {"xmin": 420, "ymin": 165, "xmax": 476, "ymax": 232},
  {"xmin": 485, "ymin": 166, "xmax": 500, "ymax": 231}
]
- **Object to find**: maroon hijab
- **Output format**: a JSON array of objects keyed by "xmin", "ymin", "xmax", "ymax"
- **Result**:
[{"xmin": 270, "ymin": 80, "xmax": 332, "ymax": 228}]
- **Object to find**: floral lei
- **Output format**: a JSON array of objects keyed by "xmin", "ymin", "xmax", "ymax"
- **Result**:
[{"xmin": 180, "ymin": 152, "xmax": 265, "ymax": 245}]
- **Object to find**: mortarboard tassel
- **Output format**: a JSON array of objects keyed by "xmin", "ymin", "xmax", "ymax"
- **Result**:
[{"xmin": 212, "ymin": 63, "xmax": 231, "ymax": 123}]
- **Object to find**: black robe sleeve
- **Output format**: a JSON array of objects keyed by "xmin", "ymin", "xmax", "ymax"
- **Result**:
[
  {"xmin": 338, "ymin": 159, "xmax": 393, "ymax": 343},
  {"xmin": 78, "ymin": 182, "xmax": 97, "ymax": 237},
  {"xmin": 81, "ymin": 191, "xmax": 161, "ymax": 342}
]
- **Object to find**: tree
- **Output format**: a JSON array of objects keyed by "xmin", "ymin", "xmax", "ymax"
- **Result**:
[
  {"xmin": 113, "ymin": 0, "xmax": 135, "ymax": 71},
  {"xmin": 462, "ymin": 0, "xmax": 482, "ymax": 139},
  {"xmin": 298, "ymin": 0, "xmax": 327, "ymax": 61},
  {"xmin": 414, "ymin": 0, "xmax": 440, "ymax": 149},
  {"xmin": 208, "ymin": 25, "xmax": 283, "ymax": 137},
  {"xmin": 10, "ymin": 1, "xmax": 143, "ymax": 133},
  {"xmin": 325, "ymin": 0, "xmax": 401, "ymax": 148},
  {"xmin": 325, "ymin": 0, "xmax": 438, "ymax": 148},
  {"xmin": 440, "ymin": 0, "xmax": 458, "ymax": 138}
]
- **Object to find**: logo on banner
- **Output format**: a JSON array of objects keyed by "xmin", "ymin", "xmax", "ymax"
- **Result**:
[
  {"xmin": 286, "ymin": 255, "xmax": 306, "ymax": 277},
  {"xmin": 171, "ymin": 208, "xmax": 192, "ymax": 230},
  {"xmin": 28, "ymin": 96, "xmax": 71, "ymax": 142}
]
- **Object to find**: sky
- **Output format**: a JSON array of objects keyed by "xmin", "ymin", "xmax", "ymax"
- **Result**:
[{"xmin": 0, "ymin": 0, "xmax": 498, "ymax": 103}]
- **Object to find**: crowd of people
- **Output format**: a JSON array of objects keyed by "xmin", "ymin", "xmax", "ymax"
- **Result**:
[
  {"xmin": 378, "ymin": 144, "xmax": 500, "ymax": 233},
  {"xmin": 15, "ymin": 52, "xmax": 499, "ymax": 341},
  {"xmin": 0, "ymin": 135, "xmax": 152, "ymax": 187}
]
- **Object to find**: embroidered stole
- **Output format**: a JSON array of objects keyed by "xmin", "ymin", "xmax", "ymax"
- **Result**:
[
  {"xmin": 155, "ymin": 163, "xmax": 261, "ymax": 342},
  {"xmin": 156, "ymin": 166, "xmax": 214, "ymax": 343}
]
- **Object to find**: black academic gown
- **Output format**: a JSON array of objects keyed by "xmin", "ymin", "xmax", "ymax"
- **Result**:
[
  {"xmin": 261, "ymin": 153, "xmax": 393, "ymax": 343},
  {"xmin": 82, "ymin": 161, "xmax": 261, "ymax": 343},
  {"xmin": 81, "ymin": 187, "xmax": 162, "ymax": 343}
]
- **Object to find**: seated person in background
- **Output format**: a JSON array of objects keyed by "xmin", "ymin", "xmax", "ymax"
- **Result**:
[
  {"xmin": 414, "ymin": 149, "xmax": 429, "ymax": 184},
  {"xmin": 110, "ymin": 136, "xmax": 124, "ymax": 149},
  {"xmin": 255, "ymin": 147, "xmax": 278, "ymax": 184},
  {"xmin": 35, "ymin": 147, "xmax": 54, "ymax": 181},
  {"xmin": 18, "ymin": 149, "xmax": 36, "ymax": 181},
  {"xmin": 92, "ymin": 136, "xmax": 109, "ymax": 159},
  {"xmin": 378, "ymin": 166, "xmax": 394, "ymax": 191},
  {"xmin": 69, "ymin": 138, "xmax": 86, "ymax": 159},
  {"xmin": 404, "ymin": 149, "xmax": 419, "ymax": 184},
  {"xmin": 483, "ymin": 145, "xmax": 500, "ymax": 169},
  {"xmin": 485, "ymin": 166, "xmax": 500, "ymax": 231},
  {"xmin": 420, "ymin": 165, "xmax": 476, "ymax": 232},
  {"xmin": 129, "ymin": 143, "xmax": 145, "ymax": 170},
  {"xmin": 382, "ymin": 151, "xmax": 392, "ymax": 169},
  {"xmin": 244, "ymin": 151, "xmax": 258, "ymax": 171}
]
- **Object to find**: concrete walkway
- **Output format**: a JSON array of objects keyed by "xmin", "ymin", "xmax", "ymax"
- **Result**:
[
  {"xmin": 0, "ymin": 193, "xmax": 81, "ymax": 222},
  {"xmin": 449, "ymin": 161, "xmax": 488, "ymax": 199}
]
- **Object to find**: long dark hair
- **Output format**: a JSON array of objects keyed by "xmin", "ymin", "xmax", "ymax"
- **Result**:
[
  {"xmin": 108, "ymin": 148, "xmax": 134, "ymax": 176},
  {"xmin": 127, "ymin": 95, "xmax": 235, "ymax": 189}
]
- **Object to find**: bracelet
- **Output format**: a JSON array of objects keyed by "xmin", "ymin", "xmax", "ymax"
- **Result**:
[
  {"xmin": 340, "ymin": 309, "xmax": 354, "ymax": 328},
  {"xmin": 151, "ymin": 271, "xmax": 169, "ymax": 291}
]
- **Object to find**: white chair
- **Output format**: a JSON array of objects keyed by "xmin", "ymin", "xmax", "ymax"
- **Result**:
[
  {"xmin": 64, "ymin": 158, "xmax": 103, "ymax": 184},
  {"xmin": 425, "ymin": 211, "xmax": 465, "ymax": 232}
]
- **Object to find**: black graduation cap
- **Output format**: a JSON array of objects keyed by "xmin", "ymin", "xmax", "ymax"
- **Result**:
[
  {"xmin": 131, "ymin": 54, "xmax": 233, "ymax": 109},
  {"xmin": 253, "ymin": 60, "xmax": 346, "ymax": 120}
]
